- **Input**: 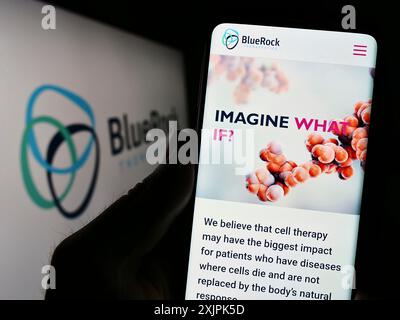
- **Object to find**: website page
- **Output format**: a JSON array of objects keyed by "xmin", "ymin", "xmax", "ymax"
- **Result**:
[{"xmin": 186, "ymin": 24, "xmax": 377, "ymax": 300}]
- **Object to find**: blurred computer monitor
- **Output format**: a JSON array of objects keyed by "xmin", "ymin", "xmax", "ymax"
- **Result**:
[{"xmin": 0, "ymin": 0, "xmax": 187, "ymax": 299}]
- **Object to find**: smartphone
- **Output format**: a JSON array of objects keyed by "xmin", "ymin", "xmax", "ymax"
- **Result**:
[{"xmin": 185, "ymin": 23, "xmax": 377, "ymax": 300}]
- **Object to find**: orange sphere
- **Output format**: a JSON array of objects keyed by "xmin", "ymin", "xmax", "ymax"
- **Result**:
[
  {"xmin": 257, "ymin": 184, "xmax": 268, "ymax": 202},
  {"xmin": 318, "ymin": 146, "xmax": 335, "ymax": 164},
  {"xmin": 284, "ymin": 173, "xmax": 298, "ymax": 188},
  {"xmin": 307, "ymin": 133, "xmax": 324, "ymax": 147},
  {"xmin": 266, "ymin": 185, "xmax": 284, "ymax": 202},
  {"xmin": 335, "ymin": 146, "xmax": 349, "ymax": 163},
  {"xmin": 267, "ymin": 161, "xmax": 281, "ymax": 173},
  {"xmin": 309, "ymin": 164, "xmax": 322, "ymax": 177},
  {"xmin": 339, "ymin": 166, "xmax": 354, "ymax": 180},
  {"xmin": 292, "ymin": 167, "xmax": 310, "ymax": 183},
  {"xmin": 352, "ymin": 127, "xmax": 368, "ymax": 140},
  {"xmin": 344, "ymin": 115, "xmax": 359, "ymax": 128}
]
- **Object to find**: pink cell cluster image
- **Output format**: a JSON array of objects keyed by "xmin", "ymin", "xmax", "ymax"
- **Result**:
[
  {"xmin": 246, "ymin": 100, "xmax": 372, "ymax": 203},
  {"xmin": 208, "ymin": 55, "xmax": 289, "ymax": 104}
]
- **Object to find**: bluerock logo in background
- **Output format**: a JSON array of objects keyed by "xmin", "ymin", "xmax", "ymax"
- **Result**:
[
  {"xmin": 21, "ymin": 85, "xmax": 100, "ymax": 219},
  {"xmin": 222, "ymin": 28, "xmax": 239, "ymax": 50}
]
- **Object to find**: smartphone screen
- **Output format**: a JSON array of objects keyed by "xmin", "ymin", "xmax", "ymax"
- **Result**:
[{"xmin": 185, "ymin": 23, "xmax": 377, "ymax": 300}]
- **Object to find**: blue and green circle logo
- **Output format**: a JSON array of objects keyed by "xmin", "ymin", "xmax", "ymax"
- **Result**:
[
  {"xmin": 21, "ymin": 85, "xmax": 100, "ymax": 219},
  {"xmin": 222, "ymin": 28, "xmax": 239, "ymax": 50}
]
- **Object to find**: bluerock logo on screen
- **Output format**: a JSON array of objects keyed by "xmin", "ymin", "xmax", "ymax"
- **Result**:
[
  {"xmin": 20, "ymin": 85, "xmax": 100, "ymax": 219},
  {"xmin": 222, "ymin": 28, "xmax": 239, "ymax": 50}
]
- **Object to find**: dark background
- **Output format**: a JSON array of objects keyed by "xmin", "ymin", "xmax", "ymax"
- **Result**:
[{"xmin": 45, "ymin": 0, "xmax": 398, "ymax": 299}]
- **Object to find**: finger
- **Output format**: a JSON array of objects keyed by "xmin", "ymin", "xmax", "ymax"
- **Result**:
[{"xmin": 51, "ymin": 162, "xmax": 195, "ymax": 275}]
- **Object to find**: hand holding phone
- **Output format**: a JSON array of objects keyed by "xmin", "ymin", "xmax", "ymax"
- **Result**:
[{"xmin": 185, "ymin": 23, "xmax": 377, "ymax": 300}]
